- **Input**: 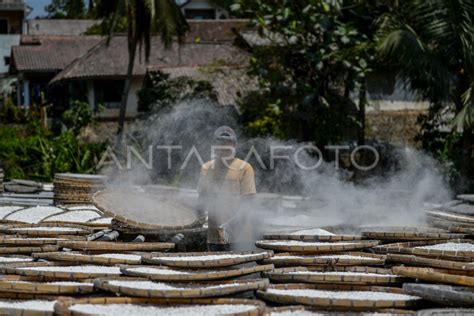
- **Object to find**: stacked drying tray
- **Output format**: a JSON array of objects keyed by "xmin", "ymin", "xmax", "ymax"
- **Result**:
[
  {"xmin": 367, "ymin": 225, "xmax": 474, "ymax": 313},
  {"xmin": 54, "ymin": 173, "xmax": 106, "ymax": 205},
  {"xmin": 254, "ymin": 227, "xmax": 425, "ymax": 313},
  {"xmin": 51, "ymin": 250, "xmax": 272, "ymax": 315}
]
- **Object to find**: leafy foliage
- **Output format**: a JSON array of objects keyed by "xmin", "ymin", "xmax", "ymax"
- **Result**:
[
  {"xmin": 63, "ymin": 100, "xmax": 103, "ymax": 135},
  {"xmin": 0, "ymin": 122, "xmax": 105, "ymax": 182},
  {"xmin": 233, "ymin": 0, "xmax": 375, "ymax": 145},
  {"xmin": 45, "ymin": 0, "xmax": 87, "ymax": 19}
]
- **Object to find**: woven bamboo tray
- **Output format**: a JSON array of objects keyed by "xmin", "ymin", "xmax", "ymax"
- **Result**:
[
  {"xmin": 120, "ymin": 264, "xmax": 275, "ymax": 282},
  {"xmin": 417, "ymin": 308, "xmax": 474, "ymax": 316},
  {"xmin": 403, "ymin": 283, "xmax": 474, "ymax": 307},
  {"xmin": 426, "ymin": 210, "xmax": 474, "ymax": 224},
  {"xmin": 0, "ymin": 298, "xmax": 56, "ymax": 316},
  {"xmin": 387, "ymin": 254, "xmax": 474, "ymax": 271},
  {"xmin": 142, "ymin": 251, "xmax": 273, "ymax": 268},
  {"xmin": 393, "ymin": 266, "xmax": 474, "ymax": 287},
  {"xmin": 0, "ymin": 224, "xmax": 92, "ymax": 237},
  {"xmin": 255, "ymin": 240, "xmax": 379, "ymax": 253},
  {"xmin": 362, "ymin": 228, "xmax": 466, "ymax": 241},
  {"xmin": 263, "ymin": 266, "xmax": 403, "ymax": 285},
  {"xmin": 5, "ymin": 264, "xmax": 123, "ymax": 280},
  {"xmin": 57, "ymin": 240, "xmax": 174, "ymax": 252},
  {"xmin": 55, "ymin": 297, "xmax": 266, "ymax": 316},
  {"xmin": 410, "ymin": 240, "xmax": 474, "ymax": 259},
  {"xmin": 260, "ymin": 252, "xmax": 386, "ymax": 267},
  {"xmin": 372, "ymin": 239, "xmax": 458, "ymax": 254},
  {"xmin": 40, "ymin": 210, "xmax": 103, "ymax": 225},
  {"xmin": 93, "ymin": 189, "xmax": 201, "ymax": 231},
  {"xmin": 0, "ymin": 237, "xmax": 68, "ymax": 246},
  {"xmin": 263, "ymin": 230, "xmax": 361, "ymax": 242},
  {"xmin": 0, "ymin": 245, "xmax": 58, "ymax": 255},
  {"xmin": 0, "ymin": 279, "xmax": 94, "ymax": 294},
  {"xmin": 54, "ymin": 173, "xmax": 106, "ymax": 183},
  {"xmin": 0, "ymin": 255, "xmax": 34, "ymax": 264},
  {"xmin": 111, "ymin": 220, "xmax": 206, "ymax": 236},
  {"xmin": 265, "ymin": 305, "xmax": 415, "ymax": 315},
  {"xmin": 256, "ymin": 284, "xmax": 421, "ymax": 310},
  {"xmin": 32, "ymin": 251, "xmax": 143, "ymax": 265},
  {"xmin": 94, "ymin": 278, "xmax": 269, "ymax": 298}
]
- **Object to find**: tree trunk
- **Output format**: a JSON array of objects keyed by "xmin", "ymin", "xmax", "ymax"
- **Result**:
[
  {"xmin": 357, "ymin": 80, "xmax": 366, "ymax": 147},
  {"xmin": 115, "ymin": 35, "xmax": 139, "ymax": 147},
  {"xmin": 460, "ymin": 131, "xmax": 472, "ymax": 192}
]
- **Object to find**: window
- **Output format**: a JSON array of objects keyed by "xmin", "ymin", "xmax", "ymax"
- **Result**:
[
  {"xmin": 184, "ymin": 9, "xmax": 216, "ymax": 20},
  {"xmin": 0, "ymin": 19, "xmax": 8, "ymax": 34},
  {"xmin": 4, "ymin": 56, "xmax": 10, "ymax": 66},
  {"xmin": 95, "ymin": 80, "xmax": 124, "ymax": 109}
]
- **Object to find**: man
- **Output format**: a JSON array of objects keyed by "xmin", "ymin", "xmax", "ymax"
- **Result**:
[{"xmin": 197, "ymin": 126, "xmax": 257, "ymax": 251}]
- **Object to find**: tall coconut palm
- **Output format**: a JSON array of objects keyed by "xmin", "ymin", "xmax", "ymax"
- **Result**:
[
  {"xmin": 95, "ymin": 0, "xmax": 188, "ymax": 144},
  {"xmin": 377, "ymin": 0, "xmax": 474, "ymax": 189}
]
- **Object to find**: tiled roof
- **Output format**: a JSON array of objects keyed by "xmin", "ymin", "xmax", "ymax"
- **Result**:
[
  {"xmin": 155, "ymin": 66, "xmax": 257, "ymax": 106},
  {"xmin": 50, "ymin": 35, "xmax": 249, "ymax": 83},
  {"xmin": 27, "ymin": 19, "xmax": 99, "ymax": 36},
  {"xmin": 185, "ymin": 19, "xmax": 250, "ymax": 43},
  {"xmin": 10, "ymin": 36, "xmax": 102, "ymax": 73}
]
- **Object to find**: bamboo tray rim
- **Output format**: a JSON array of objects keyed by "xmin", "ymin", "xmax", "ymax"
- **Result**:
[
  {"xmin": 54, "ymin": 297, "xmax": 266, "ymax": 316},
  {"xmin": 120, "ymin": 264, "xmax": 275, "ymax": 281},
  {"xmin": 57, "ymin": 240, "xmax": 175, "ymax": 251},
  {"xmin": 387, "ymin": 253, "xmax": 474, "ymax": 271},
  {"xmin": 32, "ymin": 251, "xmax": 143, "ymax": 265},
  {"xmin": 392, "ymin": 266, "xmax": 474, "ymax": 287},
  {"xmin": 93, "ymin": 189, "xmax": 201, "ymax": 230},
  {"xmin": 141, "ymin": 250, "xmax": 273, "ymax": 268},
  {"xmin": 94, "ymin": 278, "xmax": 270, "ymax": 298},
  {"xmin": 0, "ymin": 279, "xmax": 94, "ymax": 294},
  {"xmin": 255, "ymin": 240, "xmax": 379, "ymax": 252}
]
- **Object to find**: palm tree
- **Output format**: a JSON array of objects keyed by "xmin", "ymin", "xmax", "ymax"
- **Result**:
[
  {"xmin": 377, "ymin": 0, "xmax": 474, "ymax": 189},
  {"xmin": 95, "ymin": 0, "xmax": 188, "ymax": 144}
]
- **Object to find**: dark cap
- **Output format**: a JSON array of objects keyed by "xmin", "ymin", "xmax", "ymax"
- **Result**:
[{"xmin": 213, "ymin": 126, "xmax": 237, "ymax": 145}]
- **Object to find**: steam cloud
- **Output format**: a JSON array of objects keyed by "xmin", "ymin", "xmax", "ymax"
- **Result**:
[{"xmin": 100, "ymin": 99, "xmax": 452, "ymax": 235}]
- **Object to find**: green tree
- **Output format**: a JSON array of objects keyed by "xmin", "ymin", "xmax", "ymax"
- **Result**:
[
  {"xmin": 377, "ymin": 0, "xmax": 474, "ymax": 190},
  {"xmin": 233, "ymin": 0, "xmax": 374, "ymax": 147},
  {"xmin": 45, "ymin": 0, "xmax": 86, "ymax": 18},
  {"xmin": 94, "ymin": 0, "xmax": 188, "ymax": 145}
]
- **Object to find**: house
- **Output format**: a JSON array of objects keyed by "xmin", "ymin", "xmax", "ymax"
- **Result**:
[
  {"xmin": 9, "ymin": 20, "xmax": 250, "ymax": 118},
  {"xmin": 179, "ymin": 0, "xmax": 229, "ymax": 20},
  {"xmin": 0, "ymin": 0, "xmax": 28, "ymax": 95}
]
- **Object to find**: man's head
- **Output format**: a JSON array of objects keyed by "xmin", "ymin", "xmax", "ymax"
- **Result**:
[{"xmin": 212, "ymin": 126, "xmax": 237, "ymax": 162}]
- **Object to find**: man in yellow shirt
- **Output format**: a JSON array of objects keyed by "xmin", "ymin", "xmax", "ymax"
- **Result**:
[{"xmin": 198, "ymin": 126, "xmax": 257, "ymax": 251}]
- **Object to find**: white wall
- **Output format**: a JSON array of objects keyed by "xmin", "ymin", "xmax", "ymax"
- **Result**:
[{"xmin": 0, "ymin": 34, "xmax": 20, "ymax": 74}]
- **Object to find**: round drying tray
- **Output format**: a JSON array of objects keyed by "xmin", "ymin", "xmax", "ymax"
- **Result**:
[
  {"xmin": 362, "ymin": 229, "xmax": 466, "ymax": 241},
  {"xmin": 409, "ymin": 240, "xmax": 474, "ymax": 259},
  {"xmin": 120, "ymin": 264, "xmax": 274, "ymax": 282},
  {"xmin": 40, "ymin": 209, "xmax": 104, "ymax": 225},
  {"xmin": 94, "ymin": 278, "xmax": 270, "ymax": 298},
  {"xmin": 54, "ymin": 173, "xmax": 106, "ymax": 182},
  {"xmin": 0, "ymin": 279, "xmax": 94, "ymax": 295},
  {"xmin": 417, "ymin": 308, "xmax": 474, "ymax": 316},
  {"xmin": 32, "ymin": 252, "xmax": 143, "ymax": 265},
  {"xmin": 57, "ymin": 240, "xmax": 175, "ymax": 252},
  {"xmin": 0, "ymin": 237, "xmax": 69, "ymax": 246},
  {"xmin": 255, "ymin": 240, "xmax": 379, "ymax": 253},
  {"xmin": 387, "ymin": 254, "xmax": 474, "ymax": 271},
  {"xmin": 0, "ymin": 298, "xmax": 56, "ymax": 316},
  {"xmin": 111, "ymin": 219, "xmax": 206, "ymax": 236},
  {"xmin": 404, "ymin": 283, "xmax": 474, "ymax": 307},
  {"xmin": 54, "ymin": 297, "xmax": 266, "ymax": 316},
  {"xmin": 262, "ymin": 232, "xmax": 362, "ymax": 242},
  {"xmin": 426, "ymin": 210, "xmax": 474, "ymax": 224},
  {"xmin": 141, "ymin": 251, "xmax": 273, "ymax": 268},
  {"xmin": 0, "ymin": 245, "xmax": 58, "ymax": 255},
  {"xmin": 0, "ymin": 224, "xmax": 93, "ymax": 237},
  {"xmin": 393, "ymin": 266, "xmax": 474, "ymax": 287},
  {"xmin": 261, "ymin": 252, "xmax": 386, "ymax": 267},
  {"xmin": 0, "ymin": 255, "xmax": 34, "ymax": 264},
  {"xmin": 457, "ymin": 194, "xmax": 474, "ymax": 203},
  {"xmin": 372, "ymin": 239, "xmax": 455, "ymax": 254},
  {"xmin": 263, "ymin": 266, "xmax": 403, "ymax": 286},
  {"xmin": 5, "ymin": 264, "xmax": 123, "ymax": 280},
  {"xmin": 0, "ymin": 261, "xmax": 62, "ymax": 275},
  {"xmin": 93, "ymin": 189, "xmax": 201, "ymax": 231},
  {"xmin": 256, "ymin": 283, "xmax": 421, "ymax": 310}
]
